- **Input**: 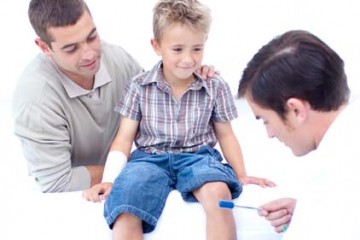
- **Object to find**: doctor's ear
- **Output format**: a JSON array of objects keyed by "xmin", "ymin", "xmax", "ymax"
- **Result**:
[
  {"xmin": 35, "ymin": 38, "xmax": 52, "ymax": 56},
  {"xmin": 286, "ymin": 98, "xmax": 310, "ymax": 123}
]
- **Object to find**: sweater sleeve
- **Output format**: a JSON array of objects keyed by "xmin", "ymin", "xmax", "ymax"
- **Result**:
[
  {"xmin": 13, "ymin": 43, "xmax": 143, "ymax": 192},
  {"xmin": 13, "ymin": 84, "xmax": 91, "ymax": 192}
]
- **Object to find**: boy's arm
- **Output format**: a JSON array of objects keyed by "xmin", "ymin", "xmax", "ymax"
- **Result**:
[
  {"xmin": 102, "ymin": 116, "xmax": 139, "ymax": 182},
  {"xmin": 213, "ymin": 121, "xmax": 276, "ymax": 187},
  {"xmin": 82, "ymin": 116, "xmax": 139, "ymax": 202},
  {"xmin": 110, "ymin": 116, "xmax": 139, "ymax": 157},
  {"xmin": 213, "ymin": 121, "xmax": 246, "ymax": 179}
]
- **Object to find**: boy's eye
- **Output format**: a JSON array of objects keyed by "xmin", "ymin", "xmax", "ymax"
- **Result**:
[{"xmin": 173, "ymin": 48, "xmax": 182, "ymax": 52}]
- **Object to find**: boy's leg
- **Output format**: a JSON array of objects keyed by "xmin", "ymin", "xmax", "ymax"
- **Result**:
[
  {"xmin": 175, "ymin": 146, "xmax": 242, "ymax": 240},
  {"xmin": 112, "ymin": 213, "xmax": 143, "ymax": 240},
  {"xmin": 105, "ymin": 152, "xmax": 174, "ymax": 236},
  {"xmin": 193, "ymin": 182, "xmax": 236, "ymax": 240}
]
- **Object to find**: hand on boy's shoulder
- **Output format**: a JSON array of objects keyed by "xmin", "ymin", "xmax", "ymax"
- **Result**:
[{"xmin": 197, "ymin": 65, "xmax": 220, "ymax": 79}]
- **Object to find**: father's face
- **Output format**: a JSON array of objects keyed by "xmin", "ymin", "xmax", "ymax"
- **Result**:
[
  {"xmin": 41, "ymin": 10, "xmax": 101, "ymax": 87},
  {"xmin": 246, "ymin": 97, "xmax": 314, "ymax": 157}
]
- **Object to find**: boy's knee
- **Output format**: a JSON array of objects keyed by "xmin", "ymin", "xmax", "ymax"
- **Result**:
[{"xmin": 195, "ymin": 182, "xmax": 231, "ymax": 206}]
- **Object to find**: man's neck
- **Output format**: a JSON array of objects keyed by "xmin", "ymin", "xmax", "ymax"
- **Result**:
[{"xmin": 312, "ymin": 104, "xmax": 347, "ymax": 148}]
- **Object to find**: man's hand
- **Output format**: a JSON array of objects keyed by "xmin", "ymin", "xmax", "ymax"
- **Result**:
[
  {"xmin": 258, "ymin": 197, "xmax": 296, "ymax": 232},
  {"xmin": 197, "ymin": 65, "xmax": 220, "ymax": 79},
  {"xmin": 82, "ymin": 182, "xmax": 112, "ymax": 202}
]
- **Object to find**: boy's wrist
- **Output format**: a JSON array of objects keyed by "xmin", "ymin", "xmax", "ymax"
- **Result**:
[{"xmin": 102, "ymin": 151, "xmax": 127, "ymax": 183}]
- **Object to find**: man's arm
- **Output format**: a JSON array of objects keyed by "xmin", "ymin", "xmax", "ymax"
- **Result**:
[
  {"xmin": 13, "ymin": 100, "xmax": 91, "ymax": 192},
  {"xmin": 85, "ymin": 165, "xmax": 104, "ymax": 187}
]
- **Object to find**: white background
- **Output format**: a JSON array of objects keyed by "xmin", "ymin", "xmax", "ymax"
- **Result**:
[{"xmin": 0, "ymin": 0, "xmax": 360, "ymax": 103}]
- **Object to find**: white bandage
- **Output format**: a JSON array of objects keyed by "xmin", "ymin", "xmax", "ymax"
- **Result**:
[{"xmin": 102, "ymin": 151, "xmax": 127, "ymax": 183}]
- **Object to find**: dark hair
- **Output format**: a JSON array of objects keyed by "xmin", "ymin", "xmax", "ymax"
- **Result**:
[
  {"xmin": 28, "ymin": 0, "xmax": 90, "ymax": 47},
  {"xmin": 238, "ymin": 30, "xmax": 350, "ymax": 120}
]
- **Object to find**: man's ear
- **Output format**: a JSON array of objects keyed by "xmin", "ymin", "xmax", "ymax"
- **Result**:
[
  {"xmin": 35, "ymin": 38, "xmax": 52, "ymax": 56},
  {"xmin": 286, "ymin": 98, "xmax": 309, "ymax": 124},
  {"xmin": 150, "ymin": 38, "xmax": 161, "ymax": 56}
]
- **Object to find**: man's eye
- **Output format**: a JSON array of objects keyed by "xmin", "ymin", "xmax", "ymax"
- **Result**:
[
  {"xmin": 88, "ymin": 34, "xmax": 98, "ymax": 42},
  {"xmin": 64, "ymin": 46, "xmax": 77, "ymax": 54}
]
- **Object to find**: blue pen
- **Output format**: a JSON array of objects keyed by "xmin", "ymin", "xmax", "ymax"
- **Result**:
[{"xmin": 218, "ymin": 200, "xmax": 259, "ymax": 210}]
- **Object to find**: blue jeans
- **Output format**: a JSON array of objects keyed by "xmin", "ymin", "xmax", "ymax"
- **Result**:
[{"xmin": 104, "ymin": 145, "xmax": 242, "ymax": 233}]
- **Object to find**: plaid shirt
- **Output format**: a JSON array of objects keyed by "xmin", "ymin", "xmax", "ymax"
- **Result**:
[{"xmin": 115, "ymin": 61, "xmax": 238, "ymax": 154}]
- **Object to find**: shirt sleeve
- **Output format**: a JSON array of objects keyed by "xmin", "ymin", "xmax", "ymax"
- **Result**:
[
  {"xmin": 212, "ymin": 80, "xmax": 238, "ymax": 122},
  {"xmin": 13, "ymin": 98, "xmax": 91, "ymax": 192},
  {"xmin": 115, "ymin": 80, "xmax": 142, "ymax": 121}
]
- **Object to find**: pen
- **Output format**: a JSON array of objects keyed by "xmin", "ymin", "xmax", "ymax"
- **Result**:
[{"xmin": 218, "ymin": 200, "xmax": 259, "ymax": 210}]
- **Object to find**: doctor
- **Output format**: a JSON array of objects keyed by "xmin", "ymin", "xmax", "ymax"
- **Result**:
[{"xmin": 238, "ymin": 30, "xmax": 360, "ymax": 239}]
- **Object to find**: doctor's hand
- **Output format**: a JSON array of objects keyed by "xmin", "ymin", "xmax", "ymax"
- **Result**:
[
  {"xmin": 258, "ymin": 197, "xmax": 296, "ymax": 233},
  {"xmin": 82, "ymin": 182, "xmax": 113, "ymax": 203}
]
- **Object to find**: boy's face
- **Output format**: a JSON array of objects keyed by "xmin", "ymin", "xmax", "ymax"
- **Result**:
[
  {"xmin": 152, "ymin": 23, "xmax": 207, "ymax": 83},
  {"xmin": 36, "ymin": 10, "xmax": 101, "ymax": 87},
  {"xmin": 246, "ymin": 97, "xmax": 315, "ymax": 157}
]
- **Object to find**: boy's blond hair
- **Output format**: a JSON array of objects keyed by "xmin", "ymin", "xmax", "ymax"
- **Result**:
[{"xmin": 153, "ymin": 0, "xmax": 211, "ymax": 42}]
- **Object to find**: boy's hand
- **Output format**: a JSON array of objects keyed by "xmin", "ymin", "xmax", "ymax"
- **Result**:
[
  {"xmin": 239, "ymin": 176, "xmax": 277, "ymax": 187},
  {"xmin": 82, "ymin": 182, "xmax": 113, "ymax": 202}
]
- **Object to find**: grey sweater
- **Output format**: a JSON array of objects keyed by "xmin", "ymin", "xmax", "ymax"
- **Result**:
[{"xmin": 12, "ymin": 42, "xmax": 142, "ymax": 192}]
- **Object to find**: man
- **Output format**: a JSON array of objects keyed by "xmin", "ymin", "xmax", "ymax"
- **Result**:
[
  {"xmin": 12, "ymin": 0, "xmax": 214, "ymax": 193},
  {"xmin": 238, "ymin": 30, "xmax": 360, "ymax": 239}
]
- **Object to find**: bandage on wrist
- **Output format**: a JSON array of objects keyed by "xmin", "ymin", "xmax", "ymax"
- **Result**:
[{"xmin": 102, "ymin": 151, "xmax": 127, "ymax": 183}]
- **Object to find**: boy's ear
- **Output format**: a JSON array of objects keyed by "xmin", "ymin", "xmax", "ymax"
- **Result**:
[
  {"xmin": 150, "ymin": 38, "xmax": 161, "ymax": 56},
  {"xmin": 286, "ymin": 98, "xmax": 310, "ymax": 124},
  {"xmin": 35, "ymin": 38, "xmax": 52, "ymax": 56}
]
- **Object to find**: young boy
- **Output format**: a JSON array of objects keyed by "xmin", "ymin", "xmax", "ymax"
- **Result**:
[{"xmin": 83, "ymin": 0, "xmax": 274, "ymax": 239}]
